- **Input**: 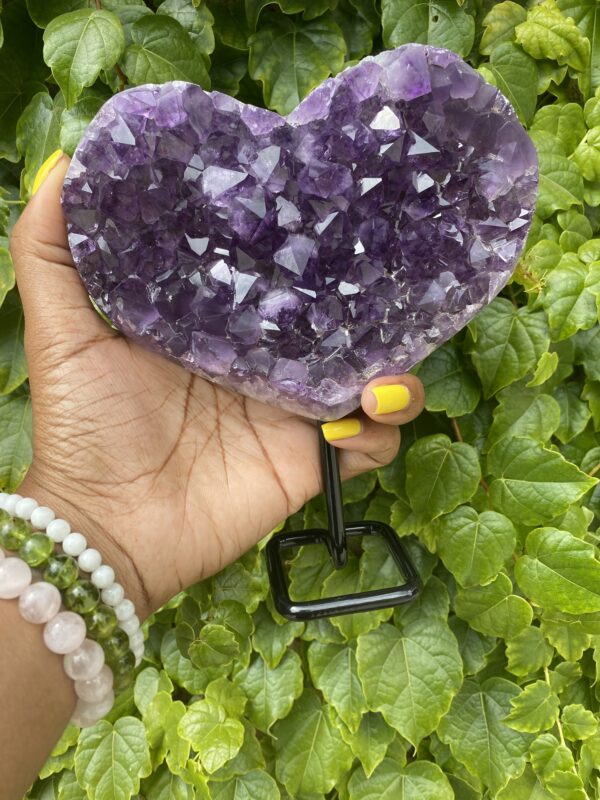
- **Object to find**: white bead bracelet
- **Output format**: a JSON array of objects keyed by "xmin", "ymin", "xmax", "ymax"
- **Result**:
[{"xmin": 0, "ymin": 492, "xmax": 146, "ymax": 727}]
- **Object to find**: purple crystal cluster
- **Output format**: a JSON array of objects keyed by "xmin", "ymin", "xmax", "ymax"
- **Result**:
[{"xmin": 62, "ymin": 44, "xmax": 538, "ymax": 420}]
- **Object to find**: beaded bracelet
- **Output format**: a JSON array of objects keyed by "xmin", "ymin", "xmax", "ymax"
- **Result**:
[{"xmin": 0, "ymin": 492, "xmax": 144, "ymax": 728}]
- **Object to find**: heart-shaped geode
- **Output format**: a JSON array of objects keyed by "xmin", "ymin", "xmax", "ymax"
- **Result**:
[{"xmin": 62, "ymin": 44, "xmax": 538, "ymax": 421}]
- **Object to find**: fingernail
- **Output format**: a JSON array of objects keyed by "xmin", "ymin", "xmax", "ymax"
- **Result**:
[
  {"xmin": 371, "ymin": 384, "xmax": 411, "ymax": 415},
  {"xmin": 32, "ymin": 149, "xmax": 63, "ymax": 196},
  {"xmin": 321, "ymin": 418, "xmax": 362, "ymax": 442}
]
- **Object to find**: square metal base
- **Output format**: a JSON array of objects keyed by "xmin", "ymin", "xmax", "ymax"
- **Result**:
[{"xmin": 266, "ymin": 520, "xmax": 421, "ymax": 620}]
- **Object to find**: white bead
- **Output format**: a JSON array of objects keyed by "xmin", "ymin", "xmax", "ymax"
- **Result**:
[
  {"xmin": 4, "ymin": 495, "xmax": 23, "ymax": 515},
  {"xmin": 71, "ymin": 691, "xmax": 115, "ymax": 728},
  {"xmin": 64, "ymin": 639, "xmax": 105, "ymax": 681},
  {"xmin": 0, "ymin": 549, "xmax": 4, "ymax": 562},
  {"xmin": 101, "ymin": 583, "xmax": 124, "ymax": 606},
  {"xmin": 14, "ymin": 497, "xmax": 38, "ymax": 520},
  {"xmin": 43, "ymin": 611, "xmax": 87, "ymax": 654},
  {"xmin": 91, "ymin": 565, "xmax": 115, "ymax": 589},
  {"xmin": 132, "ymin": 639, "xmax": 144, "ymax": 655},
  {"xmin": 75, "ymin": 664, "xmax": 114, "ymax": 703},
  {"xmin": 30, "ymin": 506, "xmax": 55, "ymax": 530},
  {"xmin": 120, "ymin": 615, "xmax": 140, "ymax": 636},
  {"xmin": 0, "ymin": 557, "xmax": 32, "ymax": 598},
  {"xmin": 129, "ymin": 630, "xmax": 144, "ymax": 646},
  {"xmin": 63, "ymin": 532, "xmax": 87, "ymax": 557},
  {"xmin": 46, "ymin": 518, "xmax": 71, "ymax": 543},
  {"xmin": 0, "ymin": 492, "xmax": 8, "ymax": 510},
  {"xmin": 18, "ymin": 581, "xmax": 61, "ymax": 623},
  {"xmin": 115, "ymin": 599, "xmax": 135, "ymax": 622},
  {"xmin": 78, "ymin": 549, "xmax": 101, "ymax": 573},
  {"xmin": 134, "ymin": 654, "xmax": 142, "ymax": 667}
]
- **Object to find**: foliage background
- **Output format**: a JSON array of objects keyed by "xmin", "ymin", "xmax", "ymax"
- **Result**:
[{"xmin": 2, "ymin": 0, "xmax": 600, "ymax": 797}]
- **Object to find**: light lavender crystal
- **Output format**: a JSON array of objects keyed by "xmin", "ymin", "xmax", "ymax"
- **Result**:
[{"xmin": 62, "ymin": 44, "xmax": 538, "ymax": 420}]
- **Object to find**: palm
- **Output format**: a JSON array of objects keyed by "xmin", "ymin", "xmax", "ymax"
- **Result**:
[{"xmin": 27, "ymin": 326, "xmax": 328, "ymax": 610}]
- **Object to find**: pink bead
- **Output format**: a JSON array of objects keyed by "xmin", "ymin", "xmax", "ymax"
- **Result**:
[
  {"xmin": 0, "ymin": 557, "xmax": 32, "ymax": 598},
  {"xmin": 18, "ymin": 582, "xmax": 62, "ymax": 623},
  {"xmin": 43, "ymin": 611, "xmax": 87, "ymax": 654},
  {"xmin": 71, "ymin": 691, "xmax": 115, "ymax": 728},
  {"xmin": 75, "ymin": 664, "xmax": 114, "ymax": 703},
  {"xmin": 64, "ymin": 639, "xmax": 105, "ymax": 681}
]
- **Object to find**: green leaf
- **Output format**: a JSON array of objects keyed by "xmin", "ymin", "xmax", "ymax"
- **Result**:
[
  {"xmin": 561, "ymin": 703, "xmax": 598, "ymax": 740},
  {"xmin": 204, "ymin": 677, "xmax": 247, "ymax": 719},
  {"xmin": 210, "ymin": 43, "xmax": 248, "ymax": 95},
  {"xmin": 486, "ymin": 386, "xmax": 560, "ymax": 451},
  {"xmin": 504, "ymin": 680, "xmax": 560, "ymax": 733},
  {"xmin": 245, "ymin": 0, "xmax": 305, "ymax": 32},
  {"xmin": 141, "ymin": 766, "xmax": 195, "ymax": 800},
  {"xmin": 530, "ymin": 732, "xmax": 575, "ymax": 780},
  {"xmin": 248, "ymin": 15, "xmax": 346, "ymax": 114},
  {"xmin": 157, "ymin": 0, "xmax": 215, "ymax": 54},
  {"xmin": 178, "ymin": 699, "xmax": 244, "ymax": 773},
  {"xmin": 123, "ymin": 15, "xmax": 210, "ymax": 87},
  {"xmin": 537, "ymin": 148, "xmax": 584, "ymax": 218},
  {"xmin": 544, "ymin": 771, "xmax": 589, "ymax": 800},
  {"xmin": 541, "ymin": 609, "xmax": 596, "ymax": 661},
  {"xmin": 212, "ymin": 562, "xmax": 267, "ymax": 612},
  {"xmin": 516, "ymin": 527, "xmax": 600, "ymax": 613},
  {"xmin": 505, "ymin": 626, "xmax": 554, "ymax": 676},
  {"xmin": 381, "ymin": 0, "xmax": 475, "ymax": 56},
  {"xmin": 209, "ymin": 769, "xmax": 280, "ymax": 800},
  {"xmin": 43, "ymin": 9, "xmax": 125, "ymax": 108},
  {"xmin": 235, "ymin": 651, "xmax": 303, "ymax": 732},
  {"xmin": 455, "ymin": 572, "xmax": 533, "ymax": 638},
  {"xmin": 467, "ymin": 299, "xmax": 550, "ymax": 398},
  {"xmin": 144, "ymin": 692, "xmax": 190, "ymax": 774},
  {"xmin": 308, "ymin": 641, "xmax": 368, "ymax": 733},
  {"xmin": 449, "ymin": 616, "xmax": 496, "ymax": 675},
  {"xmin": 516, "ymin": 0, "xmax": 590, "ymax": 71},
  {"xmin": 557, "ymin": 0, "xmax": 600, "ymax": 94},
  {"xmin": 348, "ymin": 758, "xmax": 454, "ymax": 800},
  {"xmin": 527, "ymin": 351, "xmax": 560, "ymax": 388},
  {"xmin": 251, "ymin": 604, "xmax": 303, "ymax": 668},
  {"xmin": 188, "ymin": 623, "xmax": 239, "ymax": 670},
  {"xmin": 434, "ymin": 507, "xmax": 516, "ymax": 588},
  {"xmin": 542, "ymin": 262, "xmax": 600, "ymax": 341},
  {"xmin": 416, "ymin": 342, "xmax": 480, "ymax": 417},
  {"xmin": 488, "ymin": 437, "xmax": 597, "ymax": 525},
  {"xmin": 405, "ymin": 434, "xmax": 481, "ymax": 521},
  {"xmin": 480, "ymin": 1, "xmax": 527, "ymax": 55},
  {"xmin": 60, "ymin": 90, "xmax": 107, "ymax": 156},
  {"xmin": 356, "ymin": 620, "xmax": 463, "ymax": 747},
  {"xmin": 74, "ymin": 717, "xmax": 151, "ymax": 800},
  {"xmin": 272, "ymin": 689, "xmax": 353, "ymax": 796},
  {"xmin": 438, "ymin": 677, "xmax": 533, "ymax": 795},
  {"xmin": 553, "ymin": 382, "xmax": 592, "ymax": 442},
  {"xmin": 0, "ymin": 1, "xmax": 47, "ymax": 161},
  {"xmin": 209, "ymin": 720, "xmax": 265, "ymax": 782},
  {"xmin": 495, "ymin": 766, "xmax": 553, "ymax": 800},
  {"xmin": 487, "ymin": 42, "xmax": 539, "ymax": 126},
  {"xmin": 26, "ymin": 0, "xmax": 90, "ymax": 29},
  {"xmin": 16, "ymin": 92, "xmax": 63, "ymax": 197},
  {"xmin": 332, "ymin": 0, "xmax": 378, "ymax": 60},
  {"xmin": 160, "ymin": 629, "xmax": 210, "ymax": 694},
  {"xmin": 336, "ymin": 712, "xmax": 395, "ymax": 778},
  {"xmin": 134, "ymin": 667, "xmax": 173, "ymax": 716},
  {"xmin": 0, "ymin": 390, "xmax": 32, "ymax": 492},
  {"xmin": 0, "ymin": 292, "xmax": 26, "ymax": 395}
]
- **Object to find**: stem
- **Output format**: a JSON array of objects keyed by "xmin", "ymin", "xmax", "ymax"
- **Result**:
[
  {"xmin": 589, "ymin": 460, "xmax": 600, "ymax": 478},
  {"xmin": 114, "ymin": 63, "xmax": 128, "ymax": 92},
  {"xmin": 451, "ymin": 417, "xmax": 463, "ymax": 442},
  {"xmin": 544, "ymin": 665, "xmax": 577, "ymax": 774},
  {"xmin": 95, "ymin": 0, "xmax": 101, "ymax": 8}
]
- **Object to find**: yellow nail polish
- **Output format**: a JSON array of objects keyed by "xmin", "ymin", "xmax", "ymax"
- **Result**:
[
  {"xmin": 371, "ymin": 384, "xmax": 411, "ymax": 414},
  {"xmin": 321, "ymin": 418, "xmax": 362, "ymax": 442},
  {"xmin": 32, "ymin": 149, "xmax": 63, "ymax": 196}
]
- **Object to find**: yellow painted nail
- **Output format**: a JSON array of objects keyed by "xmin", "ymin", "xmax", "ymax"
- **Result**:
[
  {"xmin": 32, "ymin": 149, "xmax": 63, "ymax": 196},
  {"xmin": 371, "ymin": 384, "xmax": 411, "ymax": 415},
  {"xmin": 321, "ymin": 418, "xmax": 362, "ymax": 442}
]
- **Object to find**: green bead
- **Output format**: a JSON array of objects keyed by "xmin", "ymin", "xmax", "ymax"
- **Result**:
[
  {"xmin": 86, "ymin": 604, "xmax": 118, "ymax": 640},
  {"xmin": 43, "ymin": 555, "xmax": 79, "ymax": 589},
  {"xmin": 19, "ymin": 534, "xmax": 54, "ymax": 567},
  {"xmin": 64, "ymin": 580, "xmax": 100, "ymax": 614},
  {"xmin": 0, "ymin": 517, "xmax": 31, "ymax": 551},
  {"xmin": 103, "ymin": 628, "xmax": 130, "ymax": 661},
  {"xmin": 110, "ymin": 650, "xmax": 136, "ymax": 675},
  {"xmin": 113, "ymin": 670, "xmax": 134, "ymax": 692}
]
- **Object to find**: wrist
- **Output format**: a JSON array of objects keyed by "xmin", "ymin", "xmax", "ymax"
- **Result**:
[{"xmin": 17, "ymin": 470, "xmax": 154, "ymax": 622}]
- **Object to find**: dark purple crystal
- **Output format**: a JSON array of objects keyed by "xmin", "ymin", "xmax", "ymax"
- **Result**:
[{"xmin": 62, "ymin": 45, "xmax": 538, "ymax": 420}]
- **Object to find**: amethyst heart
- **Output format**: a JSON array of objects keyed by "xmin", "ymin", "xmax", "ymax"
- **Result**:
[{"xmin": 62, "ymin": 44, "xmax": 538, "ymax": 421}]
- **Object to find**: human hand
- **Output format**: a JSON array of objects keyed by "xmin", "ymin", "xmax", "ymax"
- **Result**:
[{"xmin": 10, "ymin": 152, "xmax": 425, "ymax": 620}]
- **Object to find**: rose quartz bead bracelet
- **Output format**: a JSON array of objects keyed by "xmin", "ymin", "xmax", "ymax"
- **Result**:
[{"xmin": 0, "ymin": 492, "xmax": 144, "ymax": 728}]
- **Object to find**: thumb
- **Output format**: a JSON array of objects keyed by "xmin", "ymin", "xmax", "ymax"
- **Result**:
[{"xmin": 9, "ymin": 150, "xmax": 111, "ymax": 352}]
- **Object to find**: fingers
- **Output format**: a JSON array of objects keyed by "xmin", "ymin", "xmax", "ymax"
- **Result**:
[
  {"xmin": 9, "ymin": 151, "xmax": 110, "ymax": 350},
  {"xmin": 319, "ymin": 374, "xmax": 425, "ymax": 477}
]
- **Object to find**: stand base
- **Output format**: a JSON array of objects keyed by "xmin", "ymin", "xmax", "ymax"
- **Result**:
[{"xmin": 266, "ymin": 520, "xmax": 421, "ymax": 621}]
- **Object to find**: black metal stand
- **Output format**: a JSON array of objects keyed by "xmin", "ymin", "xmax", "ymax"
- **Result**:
[{"xmin": 266, "ymin": 423, "xmax": 422, "ymax": 620}]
